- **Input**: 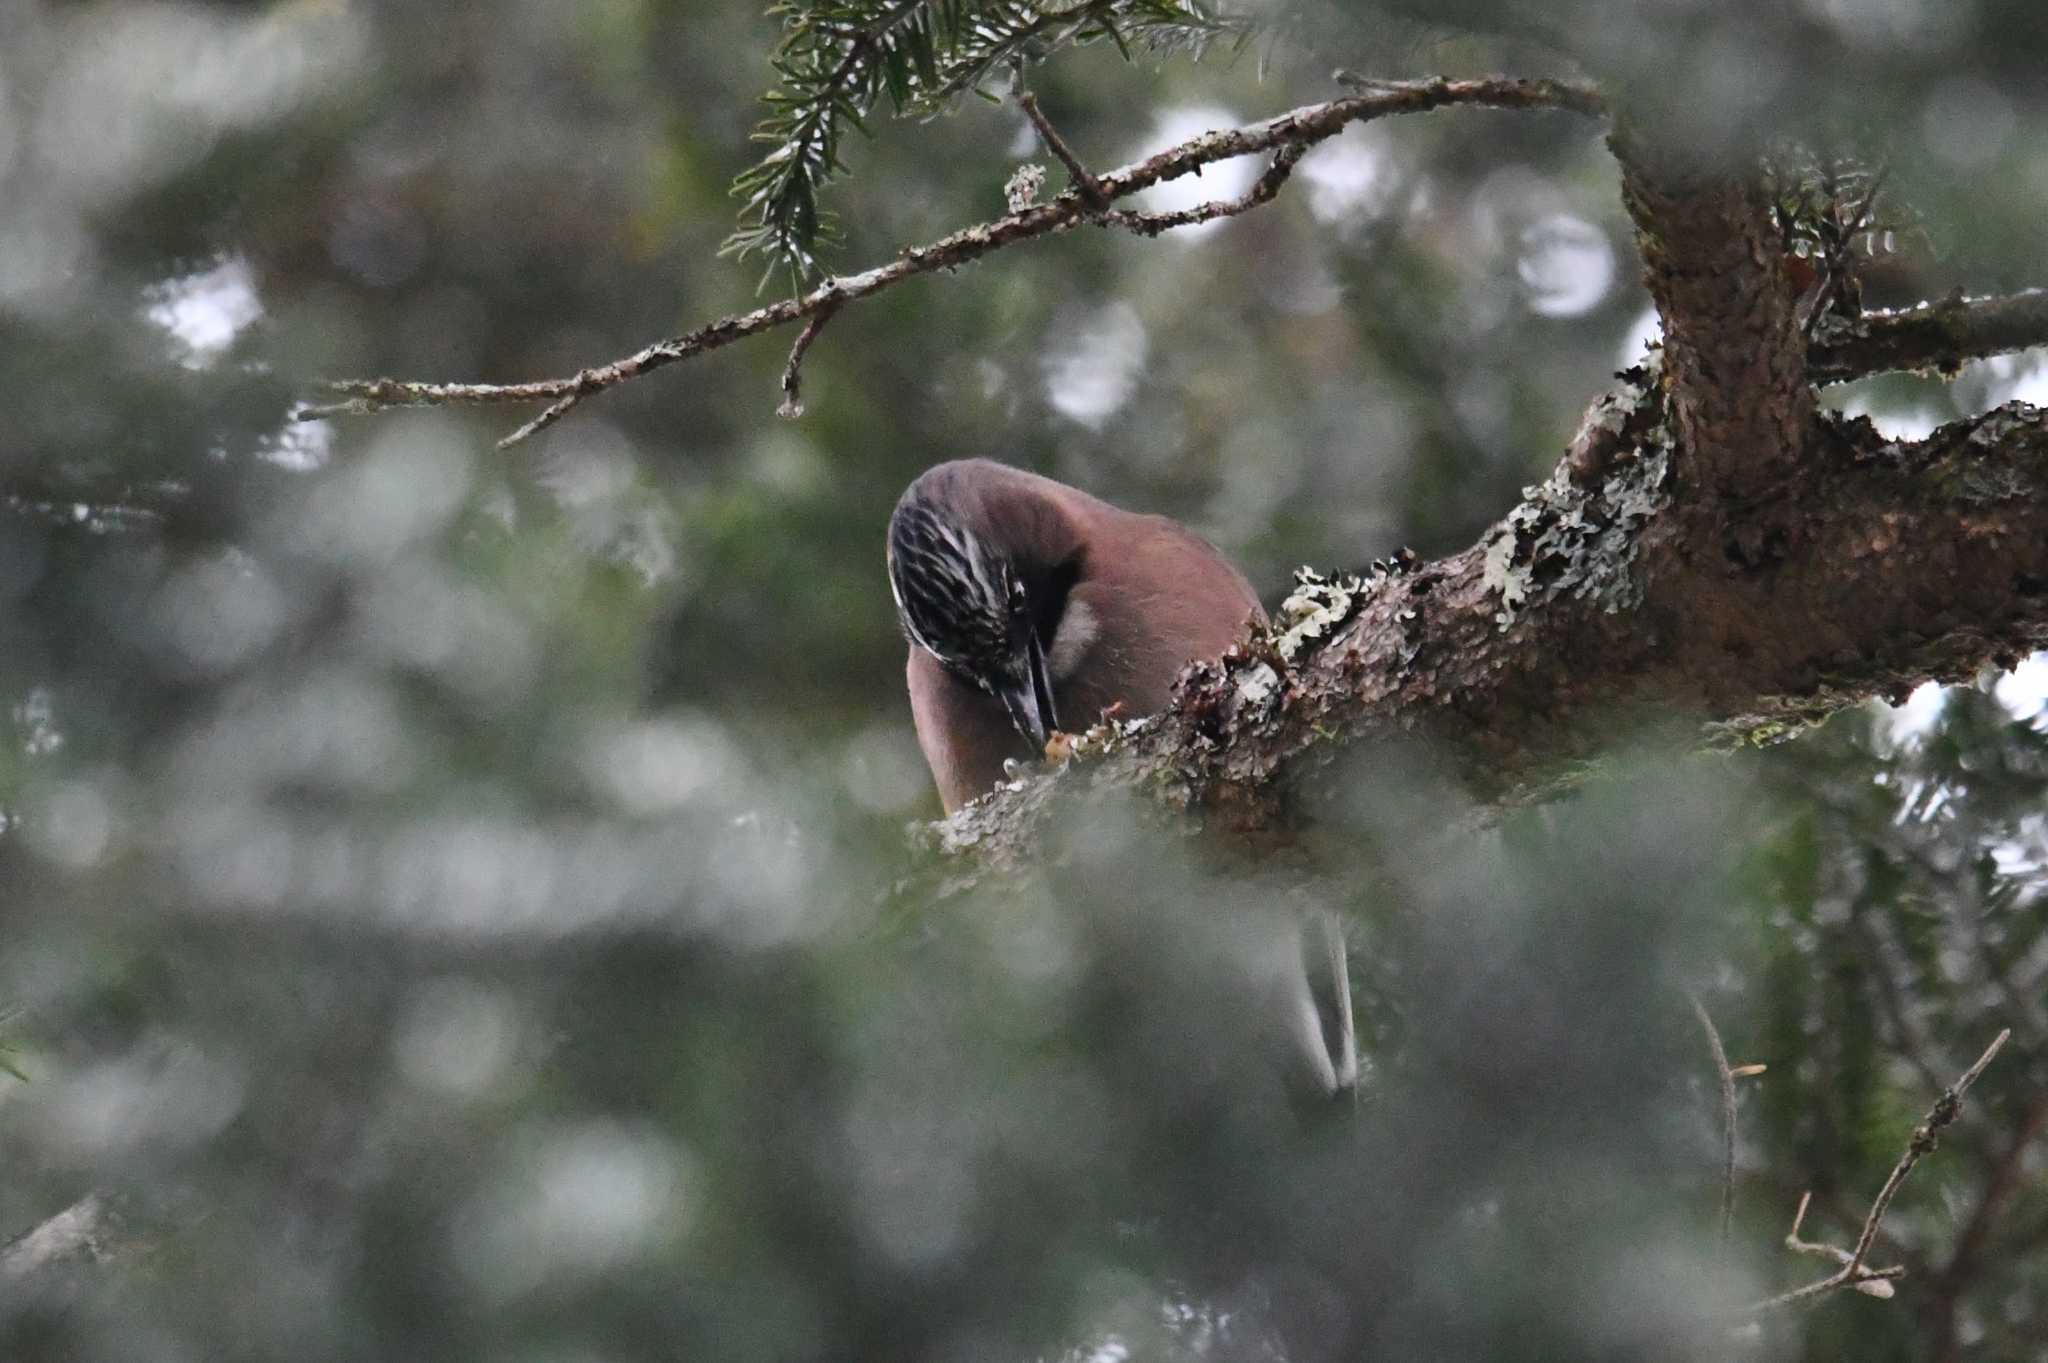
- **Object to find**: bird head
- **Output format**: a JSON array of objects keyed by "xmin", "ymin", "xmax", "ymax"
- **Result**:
[{"xmin": 886, "ymin": 481, "xmax": 1077, "ymax": 749}]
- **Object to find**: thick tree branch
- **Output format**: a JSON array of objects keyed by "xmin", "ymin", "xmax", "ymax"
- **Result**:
[
  {"xmin": 299, "ymin": 76, "xmax": 1604, "ymax": 446},
  {"xmin": 919, "ymin": 101, "xmax": 2048, "ymax": 866},
  {"xmin": 1610, "ymin": 123, "xmax": 1812, "ymax": 500},
  {"xmin": 1808, "ymin": 290, "xmax": 2048, "ymax": 384},
  {"xmin": 935, "ymin": 385, "xmax": 2048, "ymax": 867}
]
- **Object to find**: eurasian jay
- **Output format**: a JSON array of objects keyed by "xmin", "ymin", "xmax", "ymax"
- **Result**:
[
  {"xmin": 887, "ymin": 457, "xmax": 1358, "ymax": 1097},
  {"xmin": 887, "ymin": 457, "xmax": 1262, "ymax": 812}
]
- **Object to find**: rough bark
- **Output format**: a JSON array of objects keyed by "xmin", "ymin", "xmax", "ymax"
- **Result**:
[
  {"xmin": 290, "ymin": 71, "xmax": 2048, "ymax": 880},
  {"xmin": 934, "ymin": 373, "xmax": 2048, "ymax": 872},
  {"xmin": 1610, "ymin": 121, "xmax": 1814, "ymax": 501},
  {"xmin": 1809, "ymin": 290, "xmax": 2048, "ymax": 384},
  {"xmin": 917, "ymin": 90, "xmax": 2048, "ymax": 877}
]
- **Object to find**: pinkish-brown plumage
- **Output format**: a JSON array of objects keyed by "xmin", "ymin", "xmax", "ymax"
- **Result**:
[
  {"xmin": 887, "ymin": 461, "xmax": 1356, "ymax": 1098},
  {"xmin": 889, "ymin": 458, "xmax": 1263, "ymax": 814}
]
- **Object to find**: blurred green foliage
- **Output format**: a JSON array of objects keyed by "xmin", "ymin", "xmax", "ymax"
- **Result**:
[{"xmin": 1, "ymin": 2, "xmax": 2045, "ymax": 1361}]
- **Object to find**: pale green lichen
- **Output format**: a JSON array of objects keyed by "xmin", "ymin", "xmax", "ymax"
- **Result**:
[
  {"xmin": 1568, "ymin": 387, "xmax": 1632, "ymax": 453},
  {"xmin": 1003, "ymin": 163, "xmax": 1046, "ymax": 213},
  {"xmin": 1273, "ymin": 566, "xmax": 1369, "ymax": 663},
  {"xmin": 1701, "ymin": 709, "xmax": 1831, "ymax": 752},
  {"xmin": 1482, "ymin": 435, "xmax": 1672, "ymax": 629},
  {"xmin": 1482, "ymin": 532, "xmax": 1528, "ymax": 619},
  {"xmin": 1233, "ymin": 660, "xmax": 1282, "ymax": 708},
  {"xmin": 1942, "ymin": 412, "xmax": 2042, "ymax": 502}
]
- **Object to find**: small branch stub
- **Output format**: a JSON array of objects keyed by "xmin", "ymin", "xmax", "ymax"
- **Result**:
[
  {"xmin": 1017, "ymin": 88, "xmax": 1109, "ymax": 209},
  {"xmin": 779, "ymin": 293, "xmax": 842, "ymax": 420}
]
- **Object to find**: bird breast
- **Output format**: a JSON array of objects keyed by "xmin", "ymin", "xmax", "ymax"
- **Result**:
[{"xmin": 1044, "ymin": 597, "xmax": 1099, "ymax": 681}]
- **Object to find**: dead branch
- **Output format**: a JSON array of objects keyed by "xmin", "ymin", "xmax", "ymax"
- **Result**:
[
  {"xmin": 1101, "ymin": 142, "xmax": 1308, "ymax": 238},
  {"xmin": 1017, "ymin": 87, "xmax": 1109, "ymax": 209},
  {"xmin": 297, "ymin": 76, "xmax": 1604, "ymax": 447},
  {"xmin": 777, "ymin": 290, "xmax": 844, "ymax": 419},
  {"xmin": 1928, "ymin": 1094, "xmax": 2048, "ymax": 1360},
  {"xmin": 1742, "ymin": 1028, "xmax": 2010, "ymax": 1314},
  {"xmin": 1776, "ymin": 1192, "xmax": 1905, "ymax": 1299}
]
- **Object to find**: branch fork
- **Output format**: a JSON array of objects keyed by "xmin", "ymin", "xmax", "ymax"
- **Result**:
[
  {"xmin": 302, "ymin": 76, "xmax": 1605, "ymax": 447},
  {"xmin": 1741, "ymin": 1028, "xmax": 2010, "ymax": 1315}
]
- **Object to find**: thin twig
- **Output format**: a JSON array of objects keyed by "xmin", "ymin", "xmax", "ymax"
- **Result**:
[
  {"xmin": 301, "ymin": 76, "xmax": 1605, "ymax": 446},
  {"xmin": 1017, "ymin": 89, "xmax": 1108, "ymax": 209},
  {"xmin": 1742, "ymin": 1028, "xmax": 2011, "ymax": 1315},
  {"xmin": 501, "ymin": 383, "xmax": 593, "ymax": 448},
  {"xmin": 1690, "ymin": 992, "xmax": 1740, "ymax": 1243},
  {"xmin": 1100, "ymin": 142, "xmax": 1308, "ymax": 237},
  {"xmin": 778, "ymin": 294, "xmax": 843, "ymax": 419},
  {"xmin": 1779, "ymin": 1190, "xmax": 1905, "ymax": 1298}
]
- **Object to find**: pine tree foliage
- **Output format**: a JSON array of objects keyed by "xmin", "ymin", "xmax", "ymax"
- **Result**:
[
  {"xmin": 1745, "ymin": 690, "xmax": 2048, "ymax": 1359},
  {"xmin": 1764, "ymin": 143, "xmax": 1930, "ymax": 329},
  {"xmin": 725, "ymin": 0, "xmax": 1250, "ymax": 287}
]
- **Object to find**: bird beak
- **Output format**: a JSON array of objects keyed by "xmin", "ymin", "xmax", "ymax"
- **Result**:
[{"xmin": 999, "ymin": 632, "xmax": 1059, "ymax": 750}]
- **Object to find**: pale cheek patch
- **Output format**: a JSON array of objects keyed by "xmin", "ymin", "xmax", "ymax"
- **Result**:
[{"xmin": 1046, "ymin": 599, "xmax": 1099, "ymax": 680}]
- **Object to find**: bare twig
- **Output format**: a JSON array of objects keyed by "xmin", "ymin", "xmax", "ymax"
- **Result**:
[
  {"xmin": 1742, "ymin": 1028, "xmax": 2011, "ymax": 1315},
  {"xmin": 1779, "ymin": 1192, "xmax": 1905, "ymax": 1298},
  {"xmin": 1689, "ymin": 992, "xmax": 1740, "ymax": 1243},
  {"xmin": 1100, "ymin": 142, "xmax": 1308, "ymax": 237},
  {"xmin": 778, "ymin": 292, "xmax": 843, "ymax": 419},
  {"xmin": 501, "ymin": 379, "xmax": 597, "ymax": 448},
  {"xmin": 301, "ymin": 76, "xmax": 1605, "ymax": 447},
  {"xmin": 1018, "ymin": 89, "xmax": 1108, "ymax": 209}
]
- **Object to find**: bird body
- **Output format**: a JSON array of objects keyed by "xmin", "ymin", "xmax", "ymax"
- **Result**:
[
  {"xmin": 889, "ymin": 458, "xmax": 1262, "ymax": 813},
  {"xmin": 886, "ymin": 458, "xmax": 1356, "ymax": 1100}
]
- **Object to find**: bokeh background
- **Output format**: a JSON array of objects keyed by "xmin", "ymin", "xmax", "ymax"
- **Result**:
[{"xmin": 2, "ymin": 2, "xmax": 2046, "ymax": 1360}]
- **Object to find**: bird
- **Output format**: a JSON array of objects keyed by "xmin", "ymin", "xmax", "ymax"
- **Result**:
[
  {"xmin": 886, "ymin": 457, "xmax": 1262, "ymax": 813},
  {"xmin": 886, "ymin": 457, "xmax": 1357, "ymax": 1097}
]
